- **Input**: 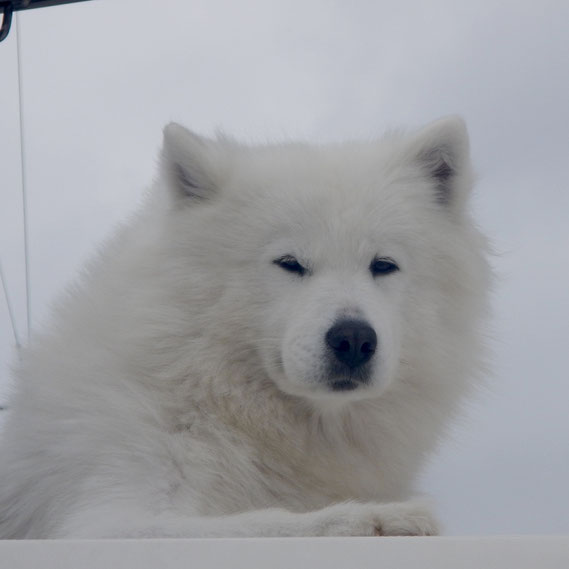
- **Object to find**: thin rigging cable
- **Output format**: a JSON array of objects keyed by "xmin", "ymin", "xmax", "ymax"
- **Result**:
[
  {"xmin": 15, "ymin": 13, "xmax": 31, "ymax": 341},
  {"xmin": 0, "ymin": 261, "xmax": 21, "ymax": 350}
]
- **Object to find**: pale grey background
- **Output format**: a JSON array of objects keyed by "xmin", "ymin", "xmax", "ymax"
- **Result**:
[{"xmin": 1, "ymin": 0, "xmax": 567, "ymax": 535}]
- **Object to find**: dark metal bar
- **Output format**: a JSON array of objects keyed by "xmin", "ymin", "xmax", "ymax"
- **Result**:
[
  {"xmin": 11, "ymin": 1, "xmax": 92, "ymax": 11},
  {"xmin": 1, "ymin": 0, "xmax": 92, "ymax": 42},
  {"xmin": 0, "ymin": 2, "xmax": 14, "ymax": 42}
]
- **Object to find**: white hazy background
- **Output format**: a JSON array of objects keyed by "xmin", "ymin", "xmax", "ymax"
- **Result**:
[{"xmin": 0, "ymin": 0, "xmax": 568, "ymax": 536}]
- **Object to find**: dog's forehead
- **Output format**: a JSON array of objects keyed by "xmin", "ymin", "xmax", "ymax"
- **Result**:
[
  {"xmin": 241, "ymin": 148, "xmax": 369, "ymax": 200},
  {"xmin": 255, "ymin": 172, "xmax": 417, "ymax": 237},
  {"xmin": 225, "ymin": 142, "xmax": 433, "ymax": 257},
  {"xmin": 251, "ymin": 184, "xmax": 413, "ymax": 265}
]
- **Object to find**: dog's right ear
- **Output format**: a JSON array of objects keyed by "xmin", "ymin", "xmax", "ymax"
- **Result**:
[
  {"xmin": 408, "ymin": 116, "xmax": 472, "ymax": 210},
  {"xmin": 161, "ymin": 123, "xmax": 218, "ymax": 202}
]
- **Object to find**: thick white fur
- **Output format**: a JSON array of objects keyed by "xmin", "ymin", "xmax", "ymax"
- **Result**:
[{"xmin": 0, "ymin": 117, "xmax": 490, "ymax": 539}]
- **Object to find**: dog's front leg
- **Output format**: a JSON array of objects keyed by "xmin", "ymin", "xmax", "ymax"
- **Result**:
[{"xmin": 55, "ymin": 499, "xmax": 438, "ymax": 538}]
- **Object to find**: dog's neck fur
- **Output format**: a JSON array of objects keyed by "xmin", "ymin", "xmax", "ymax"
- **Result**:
[{"xmin": 161, "ymin": 347, "xmax": 423, "ymax": 504}]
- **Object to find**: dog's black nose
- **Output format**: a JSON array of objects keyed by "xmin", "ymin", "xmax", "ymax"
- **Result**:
[{"xmin": 325, "ymin": 320, "xmax": 377, "ymax": 369}]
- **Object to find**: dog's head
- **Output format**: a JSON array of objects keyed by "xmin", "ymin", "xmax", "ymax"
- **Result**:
[{"xmin": 158, "ymin": 118, "xmax": 489, "ymax": 407}]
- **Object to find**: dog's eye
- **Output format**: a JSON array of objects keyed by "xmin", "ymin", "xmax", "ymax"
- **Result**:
[
  {"xmin": 273, "ymin": 255, "xmax": 306, "ymax": 276},
  {"xmin": 370, "ymin": 257, "xmax": 399, "ymax": 277}
]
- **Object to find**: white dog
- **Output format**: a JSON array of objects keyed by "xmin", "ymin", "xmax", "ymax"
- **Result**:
[{"xmin": 0, "ymin": 117, "xmax": 491, "ymax": 538}]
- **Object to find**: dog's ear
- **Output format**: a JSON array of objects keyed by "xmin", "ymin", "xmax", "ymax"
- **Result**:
[
  {"xmin": 410, "ymin": 116, "xmax": 472, "ymax": 208},
  {"xmin": 161, "ymin": 123, "xmax": 218, "ymax": 202}
]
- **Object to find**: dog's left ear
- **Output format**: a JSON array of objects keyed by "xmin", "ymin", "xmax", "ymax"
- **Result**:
[
  {"xmin": 410, "ymin": 116, "xmax": 472, "ymax": 208},
  {"xmin": 161, "ymin": 123, "xmax": 220, "ymax": 203}
]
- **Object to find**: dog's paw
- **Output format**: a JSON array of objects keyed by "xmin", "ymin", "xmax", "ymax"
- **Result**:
[
  {"xmin": 368, "ymin": 499, "xmax": 439, "ymax": 536},
  {"xmin": 313, "ymin": 499, "xmax": 439, "ymax": 537}
]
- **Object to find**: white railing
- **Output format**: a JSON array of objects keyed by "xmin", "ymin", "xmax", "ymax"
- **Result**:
[{"xmin": 1, "ymin": 537, "xmax": 568, "ymax": 569}]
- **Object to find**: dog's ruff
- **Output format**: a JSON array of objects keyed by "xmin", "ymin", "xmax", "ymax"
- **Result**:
[{"xmin": 0, "ymin": 117, "xmax": 490, "ymax": 538}]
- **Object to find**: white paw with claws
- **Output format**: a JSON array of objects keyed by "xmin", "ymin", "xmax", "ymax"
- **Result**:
[{"xmin": 313, "ymin": 499, "xmax": 439, "ymax": 537}]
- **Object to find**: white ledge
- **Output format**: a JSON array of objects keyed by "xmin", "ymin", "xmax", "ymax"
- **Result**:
[{"xmin": 1, "ymin": 536, "xmax": 568, "ymax": 568}]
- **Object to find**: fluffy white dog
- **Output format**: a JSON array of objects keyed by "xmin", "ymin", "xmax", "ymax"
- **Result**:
[{"xmin": 0, "ymin": 117, "xmax": 490, "ymax": 538}]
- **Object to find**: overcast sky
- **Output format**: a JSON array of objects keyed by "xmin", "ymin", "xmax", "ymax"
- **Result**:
[{"xmin": 0, "ymin": 0, "xmax": 568, "ymax": 536}]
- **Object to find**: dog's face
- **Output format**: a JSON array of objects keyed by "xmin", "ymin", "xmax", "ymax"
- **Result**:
[
  {"xmin": 253, "ymin": 187, "xmax": 410, "ymax": 404},
  {"xmin": 160, "ymin": 118, "xmax": 483, "ymax": 406}
]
